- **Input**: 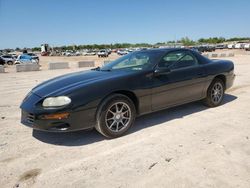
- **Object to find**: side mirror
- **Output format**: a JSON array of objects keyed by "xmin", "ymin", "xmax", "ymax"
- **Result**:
[{"xmin": 154, "ymin": 67, "xmax": 171, "ymax": 76}]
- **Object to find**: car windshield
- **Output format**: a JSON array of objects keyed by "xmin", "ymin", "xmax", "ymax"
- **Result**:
[{"xmin": 100, "ymin": 50, "xmax": 165, "ymax": 71}]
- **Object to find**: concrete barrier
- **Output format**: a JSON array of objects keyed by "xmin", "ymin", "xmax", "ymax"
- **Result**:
[
  {"xmin": 211, "ymin": 54, "xmax": 218, "ymax": 58},
  {"xmin": 16, "ymin": 63, "xmax": 40, "ymax": 72},
  {"xmin": 78, "ymin": 61, "xmax": 95, "ymax": 67},
  {"xmin": 228, "ymin": 53, "xmax": 235, "ymax": 57},
  {"xmin": 0, "ymin": 65, "xmax": 5, "ymax": 73},
  {"xmin": 220, "ymin": 53, "xmax": 227, "ymax": 57},
  {"xmin": 48, "ymin": 62, "xmax": 69, "ymax": 70}
]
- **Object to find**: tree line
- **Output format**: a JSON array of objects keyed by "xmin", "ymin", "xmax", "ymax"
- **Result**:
[{"xmin": 1, "ymin": 37, "xmax": 249, "ymax": 52}]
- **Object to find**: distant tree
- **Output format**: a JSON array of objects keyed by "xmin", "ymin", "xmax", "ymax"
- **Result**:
[
  {"xmin": 15, "ymin": 47, "xmax": 21, "ymax": 51},
  {"xmin": 180, "ymin": 37, "xmax": 195, "ymax": 46},
  {"xmin": 155, "ymin": 42, "xmax": 166, "ymax": 45},
  {"xmin": 198, "ymin": 37, "xmax": 226, "ymax": 44},
  {"xmin": 31, "ymin": 47, "xmax": 40, "ymax": 52},
  {"xmin": 226, "ymin": 37, "xmax": 250, "ymax": 42}
]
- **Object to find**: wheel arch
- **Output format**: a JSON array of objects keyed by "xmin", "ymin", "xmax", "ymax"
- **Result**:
[
  {"xmin": 111, "ymin": 90, "xmax": 139, "ymax": 113},
  {"xmin": 213, "ymin": 74, "xmax": 226, "ymax": 86},
  {"xmin": 96, "ymin": 90, "xmax": 139, "ymax": 119}
]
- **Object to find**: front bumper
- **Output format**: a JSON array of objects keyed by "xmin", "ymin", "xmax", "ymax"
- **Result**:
[
  {"xmin": 20, "ymin": 92, "xmax": 96, "ymax": 132},
  {"xmin": 226, "ymin": 73, "xmax": 236, "ymax": 90},
  {"xmin": 21, "ymin": 108, "xmax": 96, "ymax": 132}
]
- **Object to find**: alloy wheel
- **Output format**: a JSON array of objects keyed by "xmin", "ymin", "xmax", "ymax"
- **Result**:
[
  {"xmin": 105, "ymin": 102, "xmax": 131, "ymax": 132},
  {"xmin": 211, "ymin": 82, "xmax": 223, "ymax": 104}
]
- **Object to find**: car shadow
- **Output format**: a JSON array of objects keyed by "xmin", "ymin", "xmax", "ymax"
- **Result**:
[{"xmin": 32, "ymin": 94, "xmax": 237, "ymax": 146}]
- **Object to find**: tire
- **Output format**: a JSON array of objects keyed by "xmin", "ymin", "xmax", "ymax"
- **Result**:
[
  {"xmin": 203, "ymin": 78, "xmax": 225, "ymax": 107},
  {"xmin": 95, "ymin": 94, "xmax": 136, "ymax": 138},
  {"xmin": 7, "ymin": 61, "xmax": 13, "ymax": 65}
]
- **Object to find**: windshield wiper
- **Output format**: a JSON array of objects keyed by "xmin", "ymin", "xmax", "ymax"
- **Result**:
[
  {"xmin": 91, "ymin": 66, "xmax": 111, "ymax": 71},
  {"xmin": 91, "ymin": 66, "xmax": 101, "ymax": 71}
]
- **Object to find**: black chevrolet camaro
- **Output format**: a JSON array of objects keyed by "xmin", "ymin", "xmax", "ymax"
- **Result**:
[{"xmin": 20, "ymin": 48, "xmax": 235, "ymax": 138}]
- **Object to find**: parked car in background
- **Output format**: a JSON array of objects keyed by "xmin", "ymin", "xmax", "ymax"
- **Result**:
[
  {"xmin": 8, "ymin": 53, "xmax": 18, "ymax": 59},
  {"xmin": 98, "ymin": 50, "xmax": 109, "ymax": 57},
  {"xmin": 244, "ymin": 43, "xmax": 250, "ymax": 51},
  {"xmin": 227, "ymin": 44, "xmax": 235, "ymax": 49},
  {"xmin": 235, "ymin": 43, "xmax": 245, "ymax": 49},
  {"xmin": 83, "ymin": 50, "xmax": 96, "ymax": 56},
  {"xmin": 117, "ymin": 50, "xmax": 129, "ymax": 55},
  {"xmin": 27, "ymin": 53, "xmax": 39, "ymax": 62},
  {"xmin": 15, "ymin": 54, "xmax": 39, "ymax": 65},
  {"xmin": 75, "ymin": 51, "xmax": 81, "ymax": 56},
  {"xmin": 65, "ymin": 51, "xmax": 74, "ymax": 56},
  {"xmin": 0, "ymin": 56, "xmax": 5, "ymax": 65},
  {"xmin": 20, "ymin": 48, "xmax": 235, "ymax": 138},
  {"xmin": 0, "ymin": 55, "xmax": 15, "ymax": 65},
  {"xmin": 196, "ymin": 45, "xmax": 215, "ymax": 53},
  {"xmin": 107, "ymin": 49, "xmax": 112, "ymax": 55},
  {"xmin": 215, "ymin": 44, "xmax": 226, "ymax": 49}
]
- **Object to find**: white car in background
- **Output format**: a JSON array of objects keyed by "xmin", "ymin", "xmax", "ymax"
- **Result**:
[
  {"xmin": 97, "ymin": 49, "xmax": 109, "ymax": 57},
  {"xmin": 234, "ymin": 43, "xmax": 245, "ymax": 49},
  {"xmin": 82, "ymin": 50, "xmax": 96, "ymax": 56},
  {"xmin": 0, "ymin": 55, "xmax": 15, "ymax": 65},
  {"xmin": 244, "ymin": 43, "xmax": 250, "ymax": 51},
  {"xmin": 117, "ymin": 50, "xmax": 129, "ymax": 55},
  {"xmin": 227, "ymin": 44, "xmax": 235, "ymax": 49}
]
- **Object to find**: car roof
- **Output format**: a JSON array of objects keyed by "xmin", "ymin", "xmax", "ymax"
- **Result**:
[{"xmin": 139, "ymin": 48, "xmax": 191, "ymax": 53}]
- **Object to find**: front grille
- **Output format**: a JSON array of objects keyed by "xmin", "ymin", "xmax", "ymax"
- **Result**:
[
  {"xmin": 22, "ymin": 110, "xmax": 35, "ymax": 125},
  {"xmin": 26, "ymin": 113, "xmax": 35, "ymax": 123}
]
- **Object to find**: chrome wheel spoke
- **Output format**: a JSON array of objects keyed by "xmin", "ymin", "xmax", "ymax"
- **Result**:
[
  {"xmin": 108, "ymin": 120, "xmax": 116, "ymax": 128},
  {"xmin": 107, "ymin": 117, "xmax": 114, "ymax": 121},
  {"xmin": 120, "ymin": 104, "xmax": 125, "ymax": 112},
  {"xmin": 115, "ymin": 104, "xmax": 119, "ymax": 113},
  {"xmin": 122, "ymin": 110, "xmax": 129, "ymax": 116},
  {"xmin": 108, "ymin": 109, "xmax": 115, "ymax": 115},
  {"xmin": 120, "ymin": 120, "xmax": 125, "ymax": 126},
  {"xmin": 116, "ymin": 122, "xmax": 119, "ymax": 131},
  {"xmin": 211, "ymin": 82, "xmax": 223, "ymax": 104},
  {"xmin": 105, "ymin": 102, "xmax": 131, "ymax": 132}
]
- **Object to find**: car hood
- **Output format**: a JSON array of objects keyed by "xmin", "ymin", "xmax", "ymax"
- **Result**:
[{"xmin": 32, "ymin": 70, "xmax": 117, "ymax": 97}]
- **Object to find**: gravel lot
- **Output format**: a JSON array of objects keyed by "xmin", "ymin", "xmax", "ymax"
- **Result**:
[{"xmin": 0, "ymin": 52, "xmax": 250, "ymax": 188}]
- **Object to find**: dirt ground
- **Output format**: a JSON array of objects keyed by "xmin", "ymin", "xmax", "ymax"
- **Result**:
[{"xmin": 0, "ymin": 50, "xmax": 250, "ymax": 188}]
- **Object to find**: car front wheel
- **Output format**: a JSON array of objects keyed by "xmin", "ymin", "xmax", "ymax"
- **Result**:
[
  {"xmin": 95, "ymin": 94, "xmax": 136, "ymax": 138},
  {"xmin": 7, "ymin": 61, "xmax": 13, "ymax": 65},
  {"xmin": 203, "ymin": 78, "xmax": 225, "ymax": 107}
]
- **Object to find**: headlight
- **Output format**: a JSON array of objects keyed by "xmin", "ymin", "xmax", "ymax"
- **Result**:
[{"xmin": 42, "ymin": 96, "xmax": 71, "ymax": 107}]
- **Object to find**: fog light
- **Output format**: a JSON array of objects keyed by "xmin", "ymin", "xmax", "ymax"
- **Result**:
[{"xmin": 41, "ymin": 112, "xmax": 70, "ymax": 120}]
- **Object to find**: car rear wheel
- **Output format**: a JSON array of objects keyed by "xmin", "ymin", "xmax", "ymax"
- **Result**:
[
  {"xmin": 203, "ymin": 78, "xmax": 225, "ymax": 107},
  {"xmin": 95, "ymin": 94, "xmax": 136, "ymax": 138}
]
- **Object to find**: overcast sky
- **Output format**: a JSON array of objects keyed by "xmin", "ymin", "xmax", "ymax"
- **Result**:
[{"xmin": 0, "ymin": 0, "xmax": 250, "ymax": 49}]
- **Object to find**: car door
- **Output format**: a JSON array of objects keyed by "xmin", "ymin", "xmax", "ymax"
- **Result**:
[{"xmin": 152, "ymin": 50, "xmax": 206, "ymax": 111}]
